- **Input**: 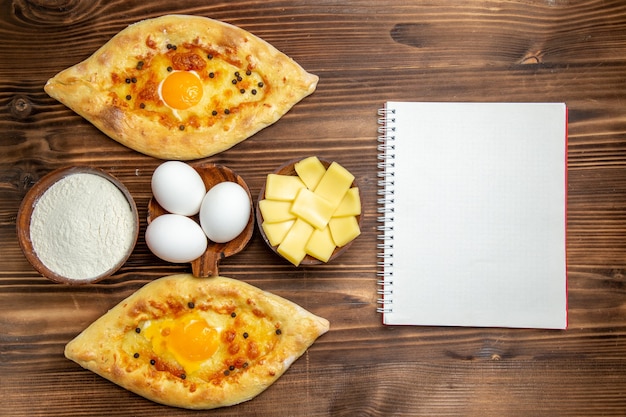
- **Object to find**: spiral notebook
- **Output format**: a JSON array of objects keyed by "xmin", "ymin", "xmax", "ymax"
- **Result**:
[{"xmin": 377, "ymin": 102, "xmax": 568, "ymax": 329}]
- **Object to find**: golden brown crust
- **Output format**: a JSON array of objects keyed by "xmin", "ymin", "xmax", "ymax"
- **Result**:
[
  {"xmin": 44, "ymin": 15, "xmax": 318, "ymax": 160},
  {"xmin": 64, "ymin": 274, "xmax": 329, "ymax": 409}
]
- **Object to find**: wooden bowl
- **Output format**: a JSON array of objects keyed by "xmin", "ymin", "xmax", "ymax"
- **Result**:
[
  {"xmin": 256, "ymin": 157, "xmax": 362, "ymax": 265},
  {"xmin": 147, "ymin": 163, "xmax": 254, "ymax": 277},
  {"xmin": 16, "ymin": 166, "xmax": 139, "ymax": 284}
]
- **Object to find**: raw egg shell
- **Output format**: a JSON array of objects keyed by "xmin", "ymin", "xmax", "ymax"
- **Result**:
[
  {"xmin": 200, "ymin": 182, "xmax": 251, "ymax": 243},
  {"xmin": 145, "ymin": 214, "xmax": 207, "ymax": 263},
  {"xmin": 151, "ymin": 161, "xmax": 206, "ymax": 216}
]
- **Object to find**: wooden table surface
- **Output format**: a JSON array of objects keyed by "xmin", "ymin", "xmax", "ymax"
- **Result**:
[{"xmin": 2, "ymin": 1, "xmax": 625, "ymax": 415}]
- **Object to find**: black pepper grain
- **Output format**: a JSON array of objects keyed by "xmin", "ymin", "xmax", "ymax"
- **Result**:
[
  {"xmin": 131, "ymin": 77, "xmax": 137, "ymax": 83},
  {"xmin": 258, "ymin": 81, "xmax": 264, "ymax": 88},
  {"xmin": 224, "ymin": 370, "xmax": 230, "ymax": 376},
  {"xmin": 231, "ymin": 312, "xmax": 236, "ymax": 318},
  {"xmin": 229, "ymin": 365, "xmax": 235, "ymax": 371},
  {"xmin": 135, "ymin": 327, "xmax": 141, "ymax": 334},
  {"xmin": 275, "ymin": 329, "xmax": 282, "ymax": 335},
  {"xmin": 179, "ymin": 125, "xmax": 185, "ymax": 131},
  {"xmin": 125, "ymin": 78, "xmax": 131, "ymax": 84},
  {"xmin": 137, "ymin": 61, "xmax": 144, "ymax": 70},
  {"xmin": 209, "ymin": 72, "xmax": 214, "ymax": 78},
  {"xmin": 251, "ymin": 89, "xmax": 257, "ymax": 95},
  {"xmin": 125, "ymin": 95, "xmax": 131, "ymax": 100},
  {"xmin": 242, "ymin": 362, "xmax": 249, "ymax": 368},
  {"xmin": 246, "ymin": 70, "xmax": 252, "ymax": 76},
  {"xmin": 133, "ymin": 353, "xmax": 139, "ymax": 358},
  {"xmin": 240, "ymin": 89, "xmax": 245, "ymax": 94},
  {"xmin": 207, "ymin": 54, "xmax": 213, "ymax": 60},
  {"xmin": 140, "ymin": 103, "xmax": 146, "ymax": 109},
  {"xmin": 224, "ymin": 109, "xmax": 230, "ymax": 115},
  {"xmin": 188, "ymin": 302, "xmax": 195, "ymax": 309},
  {"xmin": 167, "ymin": 66, "xmax": 173, "ymax": 72},
  {"xmin": 150, "ymin": 359, "xmax": 156, "ymax": 365},
  {"xmin": 180, "ymin": 374, "xmax": 186, "ymax": 380},
  {"xmin": 243, "ymin": 332, "xmax": 249, "ymax": 339},
  {"xmin": 212, "ymin": 110, "xmax": 218, "ymax": 116},
  {"xmin": 232, "ymin": 79, "xmax": 237, "ymax": 85}
]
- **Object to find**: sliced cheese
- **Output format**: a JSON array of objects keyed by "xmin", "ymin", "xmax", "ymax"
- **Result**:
[
  {"xmin": 294, "ymin": 156, "xmax": 326, "ymax": 190},
  {"xmin": 290, "ymin": 188, "xmax": 335, "ymax": 230},
  {"xmin": 333, "ymin": 187, "xmax": 361, "ymax": 217},
  {"xmin": 313, "ymin": 162, "xmax": 354, "ymax": 207},
  {"xmin": 265, "ymin": 174, "xmax": 305, "ymax": 201},
  {"xmin": 329, "ymin": 216, "xmax": 361, "ymax": 247},
  {"xmin": 260, "ymin": 158, "xmax": 361, "ymax": 264},
  {"xmin": 305, "ymin": 226, "xmax": 336, "ymax": 263},
  {"xmin": 258, "ymin": 199, "xmax": 296, "ymax": 223},
  {"xmin": 262, "ymin": 220, "xmax": 295, "ymax": 247},
  {"xmin": 277, "ymin": 218, "xmax": 314, "ymax": 266}
]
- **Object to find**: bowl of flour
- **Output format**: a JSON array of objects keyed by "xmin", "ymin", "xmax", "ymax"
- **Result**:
[{"xmin": 17, "ymin": 166, "xmax": 139, "ymax": 284}]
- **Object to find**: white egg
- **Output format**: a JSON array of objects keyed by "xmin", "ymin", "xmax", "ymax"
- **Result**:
[
  {"xmin": 145, "ymin": 214, "xmax": 207, "ymax": 263},
  {"xmin": 151, "ymin": 161, "xmax": 206, "ymax": 216},
  {"xmin": 200, "ymin": 182, "xmax": 251, "ymax": 243}
]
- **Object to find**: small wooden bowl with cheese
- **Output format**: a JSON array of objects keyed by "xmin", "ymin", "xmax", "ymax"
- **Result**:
[{"xmin": 256, "ymin": 157, "xmax": 362, "ymax": 266}]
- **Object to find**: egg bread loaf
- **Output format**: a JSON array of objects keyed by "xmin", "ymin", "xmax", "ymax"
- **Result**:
[
  {"xmin": 44, "ymin": 14, "xmax": 318, "ymax": 160},
  {"xmin": 64, "ymin": 274, "xmax": 329, "ymax": 409}
]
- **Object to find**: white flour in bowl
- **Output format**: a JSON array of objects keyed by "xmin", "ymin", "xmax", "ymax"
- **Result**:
[{"xmin": 29, "ymin": 173, "xmax": 136, "ymax": 281}]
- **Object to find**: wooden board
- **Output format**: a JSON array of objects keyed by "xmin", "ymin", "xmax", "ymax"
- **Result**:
[{"xmin": 1, "ymin": 0, "xmax": 626, "ymax": 415}]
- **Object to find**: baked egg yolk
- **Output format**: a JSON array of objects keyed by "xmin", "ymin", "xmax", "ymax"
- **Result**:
[
  {"xmin": 144, "ymin": 313, "xmax": 219, "ymax": 374},
  {"xmin": 159, "ymin": 70, "xmax": 203, "ymax": 110}
]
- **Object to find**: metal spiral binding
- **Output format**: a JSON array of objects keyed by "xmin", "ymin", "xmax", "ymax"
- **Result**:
[{"xmin": 376, "ymin": 105, "xmax": 396, "ymax": 315}]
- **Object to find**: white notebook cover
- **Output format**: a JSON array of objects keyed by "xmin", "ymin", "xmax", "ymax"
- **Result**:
[{"xmin": 377, "ymin": 102, "xmax": 568, "ymax": 329}]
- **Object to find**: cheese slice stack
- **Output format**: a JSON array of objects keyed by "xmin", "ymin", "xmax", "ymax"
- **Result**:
[{"xmin": 259, "ymin": 157, "xmax": 361, "ymax": 265}]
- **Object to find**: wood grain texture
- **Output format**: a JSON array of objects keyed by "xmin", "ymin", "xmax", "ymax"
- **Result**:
[{"xmin": 1, "ymin": 0, "xmax": 625, "ymax": 415}]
